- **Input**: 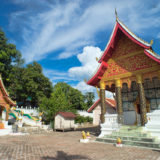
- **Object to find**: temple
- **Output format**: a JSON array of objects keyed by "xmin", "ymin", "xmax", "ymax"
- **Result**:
[
  {"xmin": 0, "ymin": 75, "xmax": 16, "ymax": 121},
  {"xmin": 87, "ymin": 16, "xmax": 160, "ymax": 139}
]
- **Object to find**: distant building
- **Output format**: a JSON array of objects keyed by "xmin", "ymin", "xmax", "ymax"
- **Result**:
[
  {"xmin": 54, "ymin": 112, "xmax": 76, "ymax": 131},
  {"xmin": 87, "ymin": 98, "xmax": 116, "ymax": 125}
]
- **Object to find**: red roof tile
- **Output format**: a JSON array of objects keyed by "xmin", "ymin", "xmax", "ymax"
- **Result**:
[
  {"xmin": 57, "ymin": 112, "xmax": 76, "ymax": 118},
  {"xmin": 87, "ymin": 98, "xmax": 116, "ymax": 112},
  {"xmin": 106, "ymin": 98, "xmax": 116, "ymax": 108}
]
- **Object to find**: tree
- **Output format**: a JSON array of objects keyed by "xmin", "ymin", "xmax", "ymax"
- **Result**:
[
  {"xmin": 40, "ymin": 83, "xmax": 71, "ymax": 122},
  {"xmin": 84, "ymin": 92, "xmax": 95, "ymax": 108},
  {"xmin": 22, "ymin": 62, "xmax": 53, "ymax": 106},
  {"xmin": 0, "ymin": 28, "xmax": 24, "ymax": 86},
  {"xmin": 8, "ymin": 62, "xmax": 53, "ymax": 106},
  {"xmin": 53, "ymin": 82, "xmax": 86, "ymax": 110},
  {"xmin": 0, "ymin": 28, "xmax": 53, "ymax": 107},
  {"xmin": 39, "ymin": 82, "xmax": 87, "ymax": 122}
]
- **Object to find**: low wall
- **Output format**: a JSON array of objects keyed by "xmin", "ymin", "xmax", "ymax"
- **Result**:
[
  {"xmin": 15, "ymin": 106, "xmax": 39, "ymax": 116},
  {"xmin": 77, "ymin": 110, "xmax": 93, "ymax": 118}
]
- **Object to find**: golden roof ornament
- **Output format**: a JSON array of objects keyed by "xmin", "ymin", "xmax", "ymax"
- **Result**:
[
  {"xmin": 150, "ymin": 39, "xmax": 153, "ymax": 45},
  {"xmin": 115, "ymin": 8, "xmax": 118, "ymax": 20},
  {"xmin": 96, "ymin": 57, "xmax": 99, "ymax": 61},
  {"xmin": 84, "ymin": 79, "xmax": 87, "ymax": 83}
]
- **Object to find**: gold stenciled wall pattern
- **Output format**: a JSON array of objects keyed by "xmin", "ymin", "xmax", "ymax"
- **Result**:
[
  {"xmin": 103, "ymin": 33, "xmax": 159, "ymax": 79},
  {"xmin": 112, "ymin": 34, "xmax": 142, "ymax": 58}
]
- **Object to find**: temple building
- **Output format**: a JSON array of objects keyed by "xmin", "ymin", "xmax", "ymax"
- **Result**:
[
  {"xmin": 87, "ymin": 15, "xmax": 160, "ymax": 140},
  {"xmin": 0, "ymin": 75, "xmax": 16, "ymax": 121},
  {"xmin": 87, "ymin": 98, "xmax": 116, "ymax": 125}
]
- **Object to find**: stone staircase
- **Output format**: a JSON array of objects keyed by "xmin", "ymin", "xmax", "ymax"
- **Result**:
[{"xmin": 96, "ymin": 125, "xmax": 160, "ymax": 150}]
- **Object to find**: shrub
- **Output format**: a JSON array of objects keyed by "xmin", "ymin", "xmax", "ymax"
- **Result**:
[{"xmin": 75, "ymin": 115, "xmax": 93, "ymax": 124}]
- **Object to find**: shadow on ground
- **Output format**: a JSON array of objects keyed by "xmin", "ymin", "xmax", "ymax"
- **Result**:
[
  {"xmin": 41, "ymin": 151, "xmax": 90, "ymax": 160},
  {"xmin": 75, "ymin": 125, "xmax": 100, "ymax": 136}
]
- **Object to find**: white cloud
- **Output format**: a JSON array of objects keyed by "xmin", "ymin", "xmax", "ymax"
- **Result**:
[
  {"xmin": 74, "ymin": 81, "xmax": 95, "ymax": 93},
  {"xmin": 43, "ymin": 68, "xmax": 75, "ymax": 82},
  {"xmin": 68, "ymin": 46, "xmax": 102, "ymax": 80},
  {"xmin": 157, "ymin": 33, "xmax": 160, "ymax": 39},
  {"xmin": 9, "ymin": 0, "xmax": 160, "ymax": 63},
  {"xmin": 43, "ymin": 44, "xmax": 114, "ymax": 99},
  {"xmin": 67, "ymin": 45, "xmax": 113, "ymax": 100},
  {"xmin": 73, "ymin": 81, "xmax": 113, "ymax": 101}
]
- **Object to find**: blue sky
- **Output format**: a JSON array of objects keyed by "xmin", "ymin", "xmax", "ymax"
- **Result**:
[{"xmin": 0, "ymin": 0, "xmax": 160, "ymax": 98}]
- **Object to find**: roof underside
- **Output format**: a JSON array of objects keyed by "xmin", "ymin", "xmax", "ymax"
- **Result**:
[{"xmin": 87, "ymin": 98, "xmax": 116, "ymax": 112}]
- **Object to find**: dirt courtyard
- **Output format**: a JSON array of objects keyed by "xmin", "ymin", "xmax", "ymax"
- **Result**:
[{"xmin": 0, "ymin": 129, "xmax": 160, "ymax": 160}]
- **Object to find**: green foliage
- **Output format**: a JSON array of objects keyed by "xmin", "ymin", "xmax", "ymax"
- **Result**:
[
  {"xmin": 0, "ymin": 28, "xmax": 53, "ymax": 106},
  {"xmin": 40, "ymin": 82, "xmax": 88, "ymax": 122},
  {"xmin": 84, "ymin": 92, "xmax": 95, "ymax": 109},
  {"xmin": 75, "ymin": 115, "xmax": 93, "ymax": 124},
  {"xmin": 53, "ymin": 82, "xmax": 86, "ymax": 110},
  {"xmin": 0, "ymin": 29, "xmax": 24, "ymax": 86},
  {"xmin": 8, "ymin": 62, "xmax": 53, "ymax": 106}
]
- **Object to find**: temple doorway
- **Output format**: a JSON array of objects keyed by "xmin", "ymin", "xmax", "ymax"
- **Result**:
[
  {"xmin": 135, "ymin": 103, "xmax": 141, "ymax": 126},
  {"xmin": 123, "ymin": 108, "xmax": 137, "ymax": 125}
]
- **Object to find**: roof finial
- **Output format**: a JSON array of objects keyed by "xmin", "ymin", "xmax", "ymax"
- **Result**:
[
  {"xmin": 84, "ymin": 79, "xmax": 87, "ymax": 83},
  {"xmin": 115, "ymin": 8, "xmax": 118, "ymax": 20},
  {"xmin": 150, "ymin": 39, "xmax": 153, "ymax": 45},
  {"xmin": 95, "ymin": 57, "xmax": 99, "ymax": 61}
]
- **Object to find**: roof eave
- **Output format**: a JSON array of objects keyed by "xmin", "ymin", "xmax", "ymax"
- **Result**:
[
  {"xmin": 87, "ymin": 61, "xmax": 108, "ymax": 87},
  {"xmin": 144, "ymin": 49, "xmax": 160, "ymax": 64}
]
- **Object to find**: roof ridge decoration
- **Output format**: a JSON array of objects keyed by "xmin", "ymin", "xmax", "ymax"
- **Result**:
[
  {"xmin": 116, "ymin": 18, "xmax": 151, "ymax": 47},
  {"xmin": 97, "ymin": 11, "xmax": 151, "ymax": 63},
  {"xmin": 144, "ymin": 49, "xmax": 160, "ymax": 63}
]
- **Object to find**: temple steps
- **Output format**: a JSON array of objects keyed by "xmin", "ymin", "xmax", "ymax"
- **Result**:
[
  {"xmin": 96, "ymin": 126, "xmax": 160, "ymax": 150},
  {"xmin": 104, "ymin": 135, "xmax": 155, "ymax": 143},
  {"xmin": 96, "ymin": 137, "xmax": 160, "ymax": 149}
]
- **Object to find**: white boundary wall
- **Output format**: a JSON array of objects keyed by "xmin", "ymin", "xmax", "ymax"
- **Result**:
[
  {"xmin": 15, "ymin": 106, "xmax": 39, "ymax": 116},
  {"xmin": 77, "ymin": 110, "xmax": 93, "ymax": 118}
]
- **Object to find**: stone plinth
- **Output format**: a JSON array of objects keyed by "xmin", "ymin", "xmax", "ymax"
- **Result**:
[
  {"xmin": 0, "ymin": 121, "xmax": 12, "ymax": 136},
  {"xmin": 143, "ymin": 109, "xmax": 160, "ymax": 139},
  {"xmin": 80, "ymin": 139, "xmax": 89, "ymax": 143},
  {"xmin": 99, "ymin": 114, "xmax": 120, "ymax": 138}
]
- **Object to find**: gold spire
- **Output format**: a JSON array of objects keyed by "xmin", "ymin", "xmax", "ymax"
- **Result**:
[
  {"xmin": 115, "ymin": 8, "xmax": 118, "ymax": 20},
  {"xmin": 96, "ymin": 57, "xmax": 99, "ymax": 61}
]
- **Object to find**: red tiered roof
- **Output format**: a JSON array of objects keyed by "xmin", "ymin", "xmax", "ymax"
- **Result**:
[
  {"xmin": 87, "ymin": 18, "xmax": 160, "ymax": 87},
  {"xmin": 87, "ymin": 98, "xmax": 116, "ymax": 113},
  {"xmin": 0, "ymin": 76, "xmax": 16, "ymax": 106}
]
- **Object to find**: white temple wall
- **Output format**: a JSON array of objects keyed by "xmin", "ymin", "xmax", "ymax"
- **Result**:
[
  {"xmin": 93, "ymin": 103, "xmax": 116, "ymax": 125},
  {"xmin": 54, "ymin": 115, "xmax": 75, "ymax": 130},
  {"xmin": 93, "ymin": 105, "xmax": 101, "ymax": 125}
]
